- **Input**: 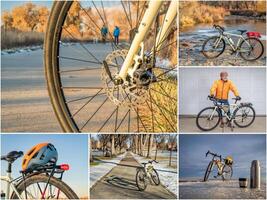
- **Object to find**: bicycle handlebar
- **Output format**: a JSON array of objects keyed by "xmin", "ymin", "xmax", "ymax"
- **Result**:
[
  {"xmin": 213, "ymin": 24, "xmax": 225, "ymax": 33},
  {"xmin": 208, "ymin": 95, "xmax": 241, "ymax": 103},
  {"xmin": 206, "ymin": 150, "xmax": 222, "ymax": 161},
  {"xmin": 148, "ymin": 160, "xmax": 159, "ymax": 164}
]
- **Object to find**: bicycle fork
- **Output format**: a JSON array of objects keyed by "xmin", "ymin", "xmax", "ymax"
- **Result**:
[{"xmin": 117, "ymin": 0, "xmax": 177, "ymax": 82}]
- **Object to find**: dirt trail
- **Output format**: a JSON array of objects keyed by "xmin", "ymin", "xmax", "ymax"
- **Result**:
[{"xmin": 90, "ymin": 152, "xmax": 177, "ymax": 199}]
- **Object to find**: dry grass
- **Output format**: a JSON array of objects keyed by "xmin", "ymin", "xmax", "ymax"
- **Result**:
[
  {"xmin": 140, "ymin": 74, "xmax": 177, "ymax": 133},
  {"xmin": 1, "ymin": 29, "xmax": 44, "ymax": 49},
  {"xmin": 179, "ymin": 2, "xmax": 226, "ymax": 29}
]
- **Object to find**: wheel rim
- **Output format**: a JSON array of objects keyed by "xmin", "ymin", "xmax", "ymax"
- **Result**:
[
  {"xmin": 240, "ymin": 38, "xmax": 263, "ymax": 60},
  {"xmin": 198, "ymin": 108, "xmax": 220, "ymax": 130},
  {"xmin": 151, "ymin": 170, "xmax": 159, "ymax": 184},
  {"xmin": 223, "ymin": 165, "xmax": 232, "ymax": 180},
  {"xmin": 137, "ymin": 170, "xmax": 146, "ymax": 190},
  {"xmin": 234, "ymin": 106, "xmax": 254, "ymax": 127},
  {"xmin": 48, "ymin": 1, "xmax": 177, "ymax": 132},
  {"xmin": 18, "ymin": 182, "xmax": 69, "ymax": 199},
  {"xmin": 203, "ymin": 37, "xmax": 224, "ymax": 58}
]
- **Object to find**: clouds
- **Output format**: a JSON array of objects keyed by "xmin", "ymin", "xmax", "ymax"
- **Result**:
[{"xmin": 180, "ymin": 134, "xmax": 266, "ymax": 179}]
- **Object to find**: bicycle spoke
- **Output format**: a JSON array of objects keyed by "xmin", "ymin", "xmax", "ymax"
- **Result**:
[
  {"xmin": 58, "ymin": 56, "xmax": 101, "ymax": 65},
  {"xmin": 98, "ymin": 107, "xmax": 118, "ymax": 132},
  {"xmin": 80, "ymin": 97, "xmax": 109, "ymax": 130}
]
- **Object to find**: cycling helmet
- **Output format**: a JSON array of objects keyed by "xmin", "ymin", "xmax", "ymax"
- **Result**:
[
  {"xmin": 225, "ymin": 156, "xmax": 233, "ymax": 165},
  {"xmin": 22, "ymin": 143, "xmax": 58, "ymax": 172}
]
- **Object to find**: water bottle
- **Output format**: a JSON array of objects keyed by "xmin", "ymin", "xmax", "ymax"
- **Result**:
[
  {"xmin": 250, "ymin": 160, "xmax": 260, "ymax": 188},
  {"xmin": 228, "ymin": 37, "xmax": 234, "ymax": 46}
]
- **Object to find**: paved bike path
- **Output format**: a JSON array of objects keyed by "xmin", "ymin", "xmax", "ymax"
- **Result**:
[{"xmin": 90, "ymin": 152, "xmax": 176, "ymax": 199}]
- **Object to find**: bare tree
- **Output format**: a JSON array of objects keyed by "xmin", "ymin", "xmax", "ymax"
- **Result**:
[
  {"xmin": 90, "ymin": 135, "xmax": 93, "ymax": 162},
  {"xmin": 98, "ymin": 134, "xmax": 110, "ymax": 156},
  {"xmin": 168, "ymin": 135, "xmax": 177, "ymax": 167},
  {"xmin": 146, "ymin": 134, "xmax": 154, "ymax": 158}
]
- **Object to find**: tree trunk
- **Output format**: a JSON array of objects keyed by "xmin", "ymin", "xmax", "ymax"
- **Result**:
[
  {"xmin": 90, "ymin": 135, "xmax": 93, "ymax": 162},
  {"xmin": 146, "ymin": 134, "xmax": 154, "ymax": 158},
  {"xmin": 169, "ymin": 147, "xmax": 172, "ymax": 166},
  {"xmin": 111, "ymin": 135, "xmax": 115, "ymax": 157},
  {"xmin": 154, "ymin": 143, "xmax": 158, "ymax": 161}
]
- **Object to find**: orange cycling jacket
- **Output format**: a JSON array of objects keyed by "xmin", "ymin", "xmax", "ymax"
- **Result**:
[{"xmin": 210, "ymin": 79, "xmax": 239, "ymax": 100}]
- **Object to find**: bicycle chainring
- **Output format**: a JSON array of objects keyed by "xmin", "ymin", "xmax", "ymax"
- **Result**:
[{"xmin": 101, "ymin": 49, "xmax": 149, "ymax": 107}]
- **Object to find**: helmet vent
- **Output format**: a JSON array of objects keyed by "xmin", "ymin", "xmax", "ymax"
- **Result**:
[
  {"xmin": 32, "ymin": 152, "xmax": 38, "ymax": 159},
  {"xmin": 27, "ymin": 149, "xmax": 35, "ymax": 156}
]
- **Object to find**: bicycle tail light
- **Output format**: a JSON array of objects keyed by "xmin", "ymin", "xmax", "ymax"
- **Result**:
[
  {"xmin": 60, "ymin": 164, "xmax": 70, "ymax": 171},
  {"xmin": 247, "ymin": 32, "xmax": 261, "ymax": 38}
]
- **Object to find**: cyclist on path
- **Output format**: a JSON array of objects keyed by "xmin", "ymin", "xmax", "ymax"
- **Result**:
[
  {"xmin": 113, "ymin": 26, "xmax": 120, "ymax": 45},
  {"xmin": 101, "ymin": 25, "xmax": 108, "ymax": 43},
  {"xmin": 210, "ymin": 71, "xmax": 241, "ymax": 127}
]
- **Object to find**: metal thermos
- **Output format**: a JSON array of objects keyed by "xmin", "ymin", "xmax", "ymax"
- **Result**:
[{"xmin": 250, "ymin": 160, "xmax": 260, "ymax": 188}]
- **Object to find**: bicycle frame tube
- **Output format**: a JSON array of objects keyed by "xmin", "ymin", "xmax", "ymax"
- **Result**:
[
  {"xmin": 118, "ymin": 0, "xmax": 177, "ymax": 80},
  {"xmin": 1, "ymin": 174, "xmax": 22, "ymax": 200},
  {"xmin": 222, "ymin": 32, "xmax": 246, "ymax": 51}
]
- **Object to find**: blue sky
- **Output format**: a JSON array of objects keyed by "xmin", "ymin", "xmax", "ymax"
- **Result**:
[
  {"xmin": 179, "ymin": 134, "xmax": 266, "ymax": 180},
  {"xmin": 1, "ymin": 134, "xmax": 88, "ymax": 198},
  {"xmin": 1, "ymin": 0, "xmax": 120, "ymax": 12},
  {"xmin": 1, "ymin": 1, "xmax": 52, "ymax": 11}
]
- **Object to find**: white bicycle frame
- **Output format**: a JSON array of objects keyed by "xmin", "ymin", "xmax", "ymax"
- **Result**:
[
  {"xmin": 211, "ymin": 103, "xmax": 238, "ymax": 121},
  {"xmin": 214, "ymin": 31, "xmax": 252, "ymax": 52},
  {"xmin": 1, "ymin": 173, "xmax": 23, "ymax": 200},
  {"xmin": 118, "ymin": 0, "xmax": 177, "ymax": 80}
]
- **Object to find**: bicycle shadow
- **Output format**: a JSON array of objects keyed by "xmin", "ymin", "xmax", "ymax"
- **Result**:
[{"xmin": 104, "ymin": 175, "xmax": 139, "ymax": 191}]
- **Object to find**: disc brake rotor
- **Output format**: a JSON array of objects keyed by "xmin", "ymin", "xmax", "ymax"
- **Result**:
[{"xmin": 101, "ymin": 49, "xmax": 149, "ymax": 107}]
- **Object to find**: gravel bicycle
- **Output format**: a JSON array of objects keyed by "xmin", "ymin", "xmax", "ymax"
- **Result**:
[
  {"xmin": 202, "ymin": 24, "xmax": 264, "ymax": 61},
  {"xmin": 196, "ymin": 95, "xmax": 256, "ymax": 131},
  {"xmin": 136, "ymin": 160, "xmax": 160, "ymax": 191},
  {"xmin": 204, "ymin": 151, "xmax": 233, "ymax": 182},
  {"xmin": 1, "ymin": 151, "xmax": 78, "ymax": 199},
  {"xmin": 44, "ymin": 0, "xmax": 177, "ymax": 133}
]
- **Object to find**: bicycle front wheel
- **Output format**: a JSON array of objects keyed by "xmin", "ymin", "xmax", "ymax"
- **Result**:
[
  {"xmin": 239, "ymin": 37, "xmax": 264, "ymax": 61},
  {"xmin": 222, "ymin": 165, "xmax": 233, "ymax": 181},
  {"xmin": 233, "ymin": 104, "xmax": 256, "ymax": 128},
  {"xmin": 44, "ymin": 1, "xmax": 177, "ymax": 133},
  {"xmin": 196, "ymin": 107, "xmax": 221, "ymax": 131},
  {"xmin": 136, "ymin": 168, "xmax": 147, "ymax": 191},
  {"xmin": 203, "ymin": 161, "xmax": 213, "ymax": 182},
  {"xmin": 151, "ymin": 168, "xmax": 160, "ymax": 185},
  {"xmin": 10, "ymin": 174, "xmax": 78, "ymax": 199},
  {"xmin": 202, "ymin": 36, "xmax": 225, "ymax": 59}
]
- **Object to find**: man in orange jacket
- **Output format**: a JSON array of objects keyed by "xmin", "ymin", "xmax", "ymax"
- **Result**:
[{"xmin": 210, "ymin": 71, "xmax": 241, "ymax": 127}]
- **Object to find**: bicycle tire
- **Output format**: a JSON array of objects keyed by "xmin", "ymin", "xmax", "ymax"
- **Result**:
[
  {"xmin": 151, "ymin": 168, "xmax": 160, "ymax": 185},
  {"xmin": 136, "ymin": 168, "xmax": 147, "ymax": 191},
  {"xmin": 10, "ymin": 174, "xmax": 78, "ymax": 199},
  {"xmin": 222, "ymin": 164, "xmax": 233, "ymax": 181},
  {"xmin": 233, "ymin": 104, "xmax": 256, "ymax": 128},
  {"xmin": 196, "ymin": 107, "xmax": 221, "ymax": 131},
  {"xmin": 44, "ymin": 1, "xmax": 177, "ymax": 133},
  {"xmin": 204, "ymin": 161, "xmax": 213, "ymax": 182},
  {"xmin": 44, "ymin": 1, "xmax": 76, "ymax": 132},
  {"xmin": 239, "ymin": 37, "xmax": 264, "ymax": 61},
  {"xmin": 202, "ymin": 36, "xmax": 225, "ymax": 59}
]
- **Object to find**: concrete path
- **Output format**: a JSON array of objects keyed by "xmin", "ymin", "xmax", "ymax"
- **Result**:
[
  {"xmin": 179, "ymin": 179, "xmax": 266, "ymax": 199},
  {"xmin": 179, "ymin": 116, "xmax": 266, "ymax": 133},
  {"xmin": 90, "ymin": 152, "xmax": 177, "ymax": 199}
]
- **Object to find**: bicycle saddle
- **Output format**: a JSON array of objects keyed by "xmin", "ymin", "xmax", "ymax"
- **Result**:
[
  {"xmin": 1, "ymin": 151, "xmax": 23, "ymax": 163},
  {"xmin": 238, "ymin": 29, "xmax": 247, "ymax": 34}
]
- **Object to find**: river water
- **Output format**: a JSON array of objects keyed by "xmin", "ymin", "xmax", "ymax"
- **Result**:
[{"xmin": 179, "ymin": 16, "xmax": 266, "ymax": 66}]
